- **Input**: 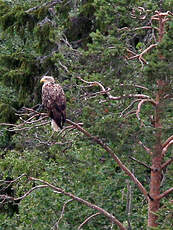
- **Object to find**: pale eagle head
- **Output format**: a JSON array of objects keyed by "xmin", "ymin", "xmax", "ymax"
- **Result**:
[{"xmin": 40, "ymin": 76, "xmax": 55, "ymax": 84}]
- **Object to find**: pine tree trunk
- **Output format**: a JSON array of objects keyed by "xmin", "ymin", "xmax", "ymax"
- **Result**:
[{"xmin": 148, "ymin": 80, "xmax": 165, "ymax": 228}]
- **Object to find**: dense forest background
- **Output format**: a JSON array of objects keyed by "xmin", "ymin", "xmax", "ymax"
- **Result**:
[{"xmin": 0, "ymin": 0, "xmax": 172, "ymax": 229}]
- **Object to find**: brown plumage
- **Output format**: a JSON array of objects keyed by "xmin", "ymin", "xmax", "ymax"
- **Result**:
[{"xmin": 40, "ymin": 76, "xmax": 66, "ymax": 130}]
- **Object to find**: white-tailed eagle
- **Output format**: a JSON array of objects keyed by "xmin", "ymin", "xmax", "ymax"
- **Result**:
[{"xmin": 40, "ymin": 76, "xmax": 66, "ymax": 131}]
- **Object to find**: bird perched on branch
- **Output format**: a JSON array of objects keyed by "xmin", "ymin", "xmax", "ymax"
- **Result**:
[{"xmin": 40, "ymin": 76, "xmax": 66, "ymax": 131}]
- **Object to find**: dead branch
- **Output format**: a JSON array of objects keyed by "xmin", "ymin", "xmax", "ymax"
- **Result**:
[
  {"xmin": 138, "ymin": 141, "xmax": 152, "ymax": 155},
  {"xmin": 119, "ymin": 83, "xmax": 149, "ymax": 91},
  {"xmin": 127, "ymin": 44, "xmax": 157, "ymax": 65},
  {"xmin": 155, "ymin": 187, "xmax": 173, "ymax": 200},
  {"xmin": 53, "ymin": 199, "xmax": 73, "ymax": 230},
  {"xmin": 120, "ymin": 99, "xmax": 141, "ymax": 117},
  {"xmin": 29, "ymin": 177, "xmax": 127, "ymax": 230},
  {"xmin": 122, "ymin": 110, "xmax": 137, "ymax": 118},
  {"xmin": 66, "ymin": 119, "xmax": 149, "ymax": 201},
  {"xmin": 127, "ymin": 11, "xmax": 173, "ymax": 66},
  {"xmin": 0, "ymin": 107, "xmax": 49, "ymax": 132},
  {"xmin": 126, "ymin": 179, "xmax": 132, "ymax": 230},
  {"xmin": 78, "ymin": 213, "xmax": 100, "ymax": 230},
  {"xmin": 136, "ymin": 99, "xmax": 156, "ymax": 125},
  {"xmin": 77, "ymin": 76, "xmax": 150, "ymax": 100},
  {"xmin": 162, "ymin": 140, "xmax": 173, "ymax": 156},
  {"xmin": 162, "ymin": 135, "xmax": 173, "ymax": 148},
  {"xmin": 25, "ymin": 0, "xmax": 62, "ymax": 13},
  {"xmin": 161, "ymin": 158, "xmax": 173, "ymax": 169},
  {"xmin": 0, "ymin": 185, "xmax": 48, "ymax": 203},
  {"xmin": 0, "ymin": 173, "xmax": 26, "ymax": 192},
  {"xmin": 0, "ymin": 174, "xmax": 127, "ymax": 229},
  {"xmin": 129, "ymin": 156, "xmax": 151, "ymax": 170}
]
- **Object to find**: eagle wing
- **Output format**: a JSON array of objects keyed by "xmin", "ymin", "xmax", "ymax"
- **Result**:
[{"xmin": 42, "ymin": 82, "xmax": 66, "ymax": 129}]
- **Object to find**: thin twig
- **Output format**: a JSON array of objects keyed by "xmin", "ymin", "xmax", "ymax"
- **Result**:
[
  {"xmin": 161, "ymin": 158, "xmax": 173, "ymax": 169},
  {"xmin": 129, "ymin": 156, "xmax": 151, "ymax": 169},
  {"xmin": 53, "ymin": 199, "xmax": 73, "ymax": 230},
  {"xmin": 120, "ymin": 99, "xmax": 141, "ymax": 117},
  {"xmin": 0, "ymin": 185, "xmax": 48, "ymax": 202},
  {"xmin": 78, "ymin": 213, "xmax": 100, "ymax": 230},
  {"xmin": 138, "ymin": 141, "xmax": 152, "ymax": 155},
  {"xmin": 25, "ymin": 0, "xmax": 62, "ymax": 13}
]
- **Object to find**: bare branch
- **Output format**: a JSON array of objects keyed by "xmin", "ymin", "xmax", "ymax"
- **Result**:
[
  {"xmin": 119, "ymin": 83, "xmax": 149, "ymax": 91},
  {"xmin": 53, "ymin": 199, "xmax": 73, "ymax": 230},
  {"xmin": 127, "ymin": 11, "xmax": 173, "ymax": 66},
  {"xmin": 0, "ymin": 174, "xmax": 26, "ymax": 192},
  {"xmin": 0, "ymin": 173, "xmax": 26, "ymax": 184},
  {"xmin": 155, "ymin": 187, "xmax": 173, "ymax": 200},
  {"xmin": 162, "ymin": 140, "xmax": 173, "ymax": 156},
  {"xmin": 77, "ymin": 76, "xmax": 150, "ymax": 100},
  {"xmin": 161, "ymin": 158, "xmax": 173, "ymax": 169},
  {"xmin": 25, "ymin": 0, "xmax": 62, "ymax": 13},
  {"xmin": 128, "ymin": 44, "xmax": 157, "ymax": 63},
  {"xmin": 162, "ymin": 135, "xmax": 173, "ymax": 148},
  {"xmin": 29, "ymin": 177, "xmax": 127, "ymax": 230},
  {"xmin": 138, "ymin": 141, "xmax": 152, "ymax": 155},
  {"xmin": 120, "ymin": 99, "xmax": 141, "ymax": 117},
  {"xmin": 126, "ymin": 179, "xmax": 133, "ymax": 230},
  {"xmin": 66, "ymin": 119, "xmax": 149, "ymax": 201},
  {"xmin": 123, "ymin": 110, "xmax": 137, "ymax": 118},
  {"xmin": 129, "ymin": 156, "xmax": 151, "ymax": 170},
  {"xmin": 136, "ymin": 99, "xmax": 156, "ymax": 124},
  {"xmin": 78, "ymin": 213, "xmax": 100, "ymax": 230},
  {"xmin": 0, "ymin": 185, "xmax": 48, "ymax": 202}
]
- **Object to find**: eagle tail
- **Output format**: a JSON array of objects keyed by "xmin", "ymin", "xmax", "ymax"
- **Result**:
[
  {"xmin": 50, "ymin": 107, "xmax": 65, "ymax": 130},
  {"xmin": 51, "ymin": 119, "xmax": 60, "ymax": 131}
]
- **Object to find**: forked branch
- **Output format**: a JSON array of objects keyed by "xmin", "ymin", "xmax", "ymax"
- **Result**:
[
  {"xmin": 126, "ymin": 11, "xmax": 173, "ymax": 66},
  {"xmin": 29, "ymin": 177, "xmax": 127, "ymax": 230},
  {"xmin": 77, "ymin": 76, "xmax": 150, "ymax": 101}
]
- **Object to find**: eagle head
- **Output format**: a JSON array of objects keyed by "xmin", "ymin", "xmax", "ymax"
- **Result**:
[{"xmin": 40, "ymin": 76, "xmax": 55, "ymax": 84}]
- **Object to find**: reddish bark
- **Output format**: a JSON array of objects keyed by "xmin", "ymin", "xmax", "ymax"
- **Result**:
[{"xmin": 148, "ymin": 80, "xmax": 165, "ymax": 227}]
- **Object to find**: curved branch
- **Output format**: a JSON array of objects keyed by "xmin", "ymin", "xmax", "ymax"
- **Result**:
[
  {"xmin": 66, "ymin": 119, "xmax": 149, "ymax": 201},
  {"xmin": 162, "ymin": 135, "xmax": 173, "ymax": 148},
  {"xmin": 136, "ymin": 99, "xmax": 156, "ymax": 122},
  {"xmin": 0, "ymin": 185, "xmax": 48, "ymax": 202},
  {"xmin": 29, "ymin": 177, "xmax": 127, "ymax": 230},
  {"xmin": 162, "ymin": 140, "xmax": 173, "ymax": 156},
  {"xmin": 77, "ymin": 76, "xmax": 150, "ymax": 100},
  {"xmin": 120, "ymin": 99, "xmax": 141, "ymax": 117},
  {"xmin": 138, "ymin": 141, "xmax": 152, "ymax": 155},
  {"xmin": 78, "ymin": 213, "xmax": 100, "ymax": 230}
]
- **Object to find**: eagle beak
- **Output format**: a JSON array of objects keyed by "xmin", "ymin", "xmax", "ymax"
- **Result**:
[{"xmin": 40, "ymin": 79, "xmax": 45, "ymax": 83}]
